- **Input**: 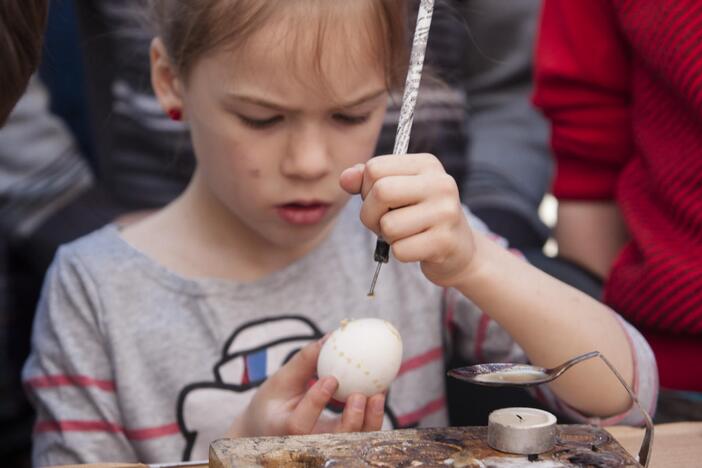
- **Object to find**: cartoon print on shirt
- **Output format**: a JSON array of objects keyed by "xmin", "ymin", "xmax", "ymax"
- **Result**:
[{"xmin": 176, "ymin": 315, "xmax": 399, "ymax": 461}]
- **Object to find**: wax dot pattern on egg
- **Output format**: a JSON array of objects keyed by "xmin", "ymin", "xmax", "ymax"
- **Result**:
[{"xmin": 317, "ymin": 318, "xmax": 403, "ymax": 402}]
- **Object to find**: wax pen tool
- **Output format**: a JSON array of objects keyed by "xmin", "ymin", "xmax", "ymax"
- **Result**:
[{"xmin": 368, "ymin": 0, "xmax": 435, "ymax": 297}]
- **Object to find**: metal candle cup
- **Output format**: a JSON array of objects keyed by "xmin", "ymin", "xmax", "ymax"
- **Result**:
[{"xmin": 487, "ymin": 407, "xmax": 557, "ymax": 455}]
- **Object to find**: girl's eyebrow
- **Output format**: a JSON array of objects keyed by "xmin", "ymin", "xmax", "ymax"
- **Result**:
[
  {"xmin": 226, "ymin": 89, "xmax": 387, "ymax": 112},
  {"xmin": 336, "ymin": 89, "xmax": 388, "ymax": 109}
]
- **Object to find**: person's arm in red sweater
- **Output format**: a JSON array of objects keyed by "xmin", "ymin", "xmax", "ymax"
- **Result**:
[
  {"xmin": 556, "ymin": 203, "xmax": 628, "ymax": 279},
  {"xmin": 533, "ymin": 0, "xmax": 634, "ymax": 277}
]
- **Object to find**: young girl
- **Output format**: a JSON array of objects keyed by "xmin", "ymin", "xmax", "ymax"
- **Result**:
[{"xmin": 24, "ymin": 0, "xmax": 657, "ymax": 465}]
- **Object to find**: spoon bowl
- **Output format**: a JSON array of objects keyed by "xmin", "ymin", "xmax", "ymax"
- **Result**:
[
  {"xmin": 448, "ymin": 363, "xmax": 551, "ymax": 386},
  {"xmin": 447, "ymin": 351, "xmax": 600, "ymax": 387}
]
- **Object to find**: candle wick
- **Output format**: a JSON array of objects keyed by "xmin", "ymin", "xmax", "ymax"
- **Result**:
[{"xmin": 516, "ymin": 414, "xmax": 523, "ymax": 422}]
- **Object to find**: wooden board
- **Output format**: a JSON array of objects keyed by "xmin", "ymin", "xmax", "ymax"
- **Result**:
[
  {"xmin": 210, "ymin": 425, "xmax": 640, "ymax": 467},
  {"xmin": 608, "ymin": 422, "xmax": 702, "ymax": 468}
]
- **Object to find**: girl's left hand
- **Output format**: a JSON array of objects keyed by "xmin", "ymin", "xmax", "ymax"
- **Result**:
[
  {"xmin": 228, "ymin": 339, "xmax": 386, "ymax": 438},
  {"xmin": 340, "ymin": 154, "xmax": 476, "ymax": 288}
]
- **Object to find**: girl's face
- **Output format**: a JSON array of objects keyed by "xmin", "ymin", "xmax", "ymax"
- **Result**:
[{"xmin": 152, "ymin": 15, "xmax": 389, "ymax": 253}]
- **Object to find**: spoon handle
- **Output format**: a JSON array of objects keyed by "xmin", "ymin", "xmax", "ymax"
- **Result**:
[
  {"xmin": 550, "ymin": 351, "xmax": 653, "ymax": 467},
  {"xmin": 549, "ymin": 350, "xmax": 601, "ymax": 379},
  {"xmin": 594, "ymin": 353, "xmax": 654, "ymax": 468}
]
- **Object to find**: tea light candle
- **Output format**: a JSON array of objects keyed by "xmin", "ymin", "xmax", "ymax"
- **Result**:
[{"xmin": 487, "ymin": 407, "xmax": 557, "ymax": 455}]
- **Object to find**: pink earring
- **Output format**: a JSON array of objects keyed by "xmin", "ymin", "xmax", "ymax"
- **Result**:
[{"xmin": 168, "ymin": 108, "xmax": 182, "ymax": 121}]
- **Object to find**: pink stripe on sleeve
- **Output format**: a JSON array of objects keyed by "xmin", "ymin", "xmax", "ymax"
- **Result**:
[
  {"xmin": 473, "ymin": 313, "xmax": 491, "ymax": 362},
  {"xmin": 35, "ymin": 420, "xmax": 122, "ymax": 434},
  {"xmin": 396, "ymin": 397, "xmax": 446, "ymax": 427},
  {"xmin": 398, "ymin": 347, "xmax": 443, "ymax": 376},
  {"xmin": 24, "ymin": 374, "xmax": 115, "ymax": 392},
  {"xmin": 443, "ymin": 289, "xmax": 456, "ymax": 335},
  {"xmin": 34, "ymin": 420, "xmax": 180, "ymax": 441},
  {"xmin": 124, "ymin": 422, "xmax": 180, "ymax": 440}
]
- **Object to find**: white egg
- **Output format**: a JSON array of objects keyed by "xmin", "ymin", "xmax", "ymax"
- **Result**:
[{"xmin": 317, "ymin": 318, "xmax": 403, "ymax": 402}]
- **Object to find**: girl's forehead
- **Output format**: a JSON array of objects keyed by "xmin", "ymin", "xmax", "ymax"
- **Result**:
[{"xmin": 203, "ymin": 12, "xmax": 387, "ymax": 104}]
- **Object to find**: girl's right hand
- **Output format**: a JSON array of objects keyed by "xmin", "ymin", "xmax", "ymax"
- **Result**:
[{"xmin": 227, "ymin": 339, "xmax": 386, "ymax": 438}]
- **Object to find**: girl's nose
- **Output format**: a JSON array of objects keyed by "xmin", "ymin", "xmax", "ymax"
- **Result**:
[{"xmin": 281, "ymin": 124, "xmax": 332, "ymax": 180}]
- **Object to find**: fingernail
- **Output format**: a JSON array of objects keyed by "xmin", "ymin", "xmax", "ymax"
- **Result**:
[
  {"xmin": 354, "ymin": 163, "xmax": 365, "ymax": 171},
  {"xmin": 322, "ymin": 377, "xmax": 338, "ymax": 395},
  {"xmin": 372, "ymin": 396, "xmax": 385, "ymax": 413},
  {"xmin": 350, "ymin": 395, "xmax": 366, "ymax": 411}
]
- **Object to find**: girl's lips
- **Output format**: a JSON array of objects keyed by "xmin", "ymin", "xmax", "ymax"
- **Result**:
[{"xmin": 276, "ymin": 202, "xmax": 331, "ymax": 225}]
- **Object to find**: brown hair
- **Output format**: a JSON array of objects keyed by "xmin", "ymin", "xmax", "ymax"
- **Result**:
[
  {"xmin": 150, "ymin": 0, "xmax": 408, "ymax": 91},
  {"xmin": 0, "ymin": 0, "xmax": 48, "ymax": 125}
]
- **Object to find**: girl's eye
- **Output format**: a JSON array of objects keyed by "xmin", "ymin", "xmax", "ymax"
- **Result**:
[
  {"xmin": 333, "ymin": 113, "xmax": 370, "ymax": 125},
  {"xmin": 238, "ymin": 114, "xmax": 283, "ymax": 129}
]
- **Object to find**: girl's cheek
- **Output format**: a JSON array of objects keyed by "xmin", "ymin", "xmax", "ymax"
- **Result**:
[{"xmin": 233, "ymin": 152, "xmax": 261, "ymax": 179}]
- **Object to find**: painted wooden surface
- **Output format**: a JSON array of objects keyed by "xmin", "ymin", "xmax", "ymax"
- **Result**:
[{"xmin": 210, "ymin": 425, "xmax": 639, "ymax": 467}]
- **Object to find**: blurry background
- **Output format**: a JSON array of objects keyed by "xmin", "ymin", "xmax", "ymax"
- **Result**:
[{"xmin": 0, "ymin": 2, "xmax": 91, "ymax": 466}]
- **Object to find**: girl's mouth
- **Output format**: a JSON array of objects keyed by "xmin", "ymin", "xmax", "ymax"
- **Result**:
[{"xmin": 276, "ymin": 202, "xmax": 331, "ymax": 225}]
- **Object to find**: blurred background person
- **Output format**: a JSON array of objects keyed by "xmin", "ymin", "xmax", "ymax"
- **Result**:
[
  {"xmin": 534, "ymin": 0, "xmax": 702, "ymax": 422},
  {"xmin": 0, "ymin": 0, "xmax": 48, "ymax": 123},
  {"xmin": 0, "ymin": 1, "xmax": 47, "ymax": 466}
]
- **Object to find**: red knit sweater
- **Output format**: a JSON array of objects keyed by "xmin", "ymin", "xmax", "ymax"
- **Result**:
[{"xmin": 534, "ymin": 0, "xmax": 702, "ymax": 391}]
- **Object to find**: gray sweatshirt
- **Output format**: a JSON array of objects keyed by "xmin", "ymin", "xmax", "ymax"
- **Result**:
[{"xmin": 23, "ymin": 199, "xmax": 657, "ymax": 466}]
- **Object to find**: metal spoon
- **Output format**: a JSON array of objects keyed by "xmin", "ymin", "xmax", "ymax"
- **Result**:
[{"xmin": 447, "ymin": 351, "xmax": 653, "ymax": 467}]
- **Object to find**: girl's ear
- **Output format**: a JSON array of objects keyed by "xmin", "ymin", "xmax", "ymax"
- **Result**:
[{"xmin": 150, "ymin": 37, "xmax": 185, "ymax": 118}]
